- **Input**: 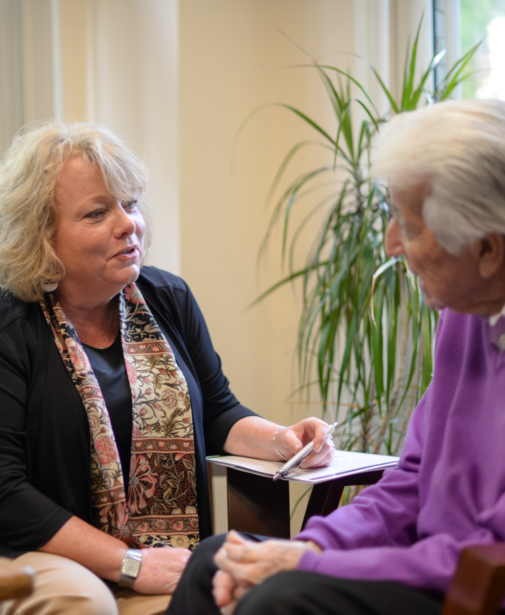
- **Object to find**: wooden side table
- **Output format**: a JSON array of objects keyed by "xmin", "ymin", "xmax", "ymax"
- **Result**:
[{"xmin": 225, "ymin": 467, "xmax": 384, "ymax": 538}]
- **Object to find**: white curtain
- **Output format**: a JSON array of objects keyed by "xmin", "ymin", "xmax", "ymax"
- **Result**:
[{"xmin": 0, "ymin": 0, "xmax": 58, "ymax": 153}]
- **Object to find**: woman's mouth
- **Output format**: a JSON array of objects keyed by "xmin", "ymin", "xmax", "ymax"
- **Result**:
[{"xmin": 115, "ymin": 246, "xmax": 139, "ymax": 259}]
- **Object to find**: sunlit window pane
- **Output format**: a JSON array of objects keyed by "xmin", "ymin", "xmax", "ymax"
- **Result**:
[{"xmin": 461, "ymin": 0, "xmax": 505, "ymax": 99}]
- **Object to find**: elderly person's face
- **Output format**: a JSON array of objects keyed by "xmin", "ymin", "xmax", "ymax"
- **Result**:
[
  {"xmin": 53, "ymin": 155, "xmax": 146, "ymax": 300},
  {"xmin": 385, "ymin": 182, "xmax": 505, "ymax": 315}
]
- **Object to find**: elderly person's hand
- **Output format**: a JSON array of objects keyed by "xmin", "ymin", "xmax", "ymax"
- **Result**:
[{"xmin": 212, "ymin": 531, "xmax": 322, "ymax": 614}]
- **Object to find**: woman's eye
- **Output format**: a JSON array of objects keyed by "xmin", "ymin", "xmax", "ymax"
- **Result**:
[
  {"xmin": 86, "ymin": 209, "xmax": 105, "ymax": 219},
  {"xmin": 124, "ymin": 200, "xmax": 138, "ymax": 210}
]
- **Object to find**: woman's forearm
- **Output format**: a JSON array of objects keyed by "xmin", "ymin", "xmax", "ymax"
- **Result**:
[
  {"xmin": 223, "ymin": 416, "xmax": 284, "ymax": 460},
  {"xmin": 39, "ymin": 515, "xmax": 127, "ymax": 581},
  {"xmin": 39, "ymin": 515, "xmax": 192, "ymax": 594}
]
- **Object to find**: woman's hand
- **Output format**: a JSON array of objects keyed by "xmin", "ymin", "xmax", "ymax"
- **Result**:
[
  {"xmin": 274, "ymin": 418, "xmax": 335, "ymax": 468},
  {"xmin": 134, "ymin": 547, "xmax": 192, "ymax": 594},
  {"xmin": 224, "ymin": 416, "xmax": 335, "ymax": 466},
  {"xmin": 212, "ymin": 531, "xmax": 321, "ymax": 613}
]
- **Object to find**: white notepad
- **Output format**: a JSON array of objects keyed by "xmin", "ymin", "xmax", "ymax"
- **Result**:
[{"xmin": 207, "ymin": 450, "xmax": 399, "ymax": 484}]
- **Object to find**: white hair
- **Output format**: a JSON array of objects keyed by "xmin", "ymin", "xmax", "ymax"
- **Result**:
[{"xmin": 372, "ymin": 99, "xmax": 505, "ymax": 254}]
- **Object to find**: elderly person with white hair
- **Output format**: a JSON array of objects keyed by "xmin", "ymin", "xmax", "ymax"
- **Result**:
[
  {"xmin": 166, "ymin": 98, "xmax": 505, "ymax": 615},
  {"xmin": 0, "ymin": 122, "xmax": 335, "ymax": 615}
]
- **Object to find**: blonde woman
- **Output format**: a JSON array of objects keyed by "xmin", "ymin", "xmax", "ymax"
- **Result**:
[{"xmin": 0, "ymin": 123, "xmax": 334, "ymax": 615}]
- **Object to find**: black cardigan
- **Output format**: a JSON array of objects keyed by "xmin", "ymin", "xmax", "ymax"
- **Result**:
[{"xmin": 0, "ymin": 267, "xmax": 256, "ymax": 557}]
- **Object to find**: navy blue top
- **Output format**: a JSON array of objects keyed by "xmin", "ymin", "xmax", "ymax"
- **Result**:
[
  {"xmin": 0, "ymin": 267, "xmax": 257, "ymax": 557},
  {"xmin": 83, "ymin": 333, "xmax": 133, "ymax": 493}
]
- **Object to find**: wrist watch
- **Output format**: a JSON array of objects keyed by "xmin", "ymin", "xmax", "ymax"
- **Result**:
[{"xmin": 118, "ymin": 549, "xmax": 142, "ymax": 588}]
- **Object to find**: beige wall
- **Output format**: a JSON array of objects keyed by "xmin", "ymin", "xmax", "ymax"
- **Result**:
[{"xmin": 179, "ymin": 0, "xmax": 356, "ymax": 431}]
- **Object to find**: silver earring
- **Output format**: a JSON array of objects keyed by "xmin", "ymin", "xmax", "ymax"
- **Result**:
[{"xmin": 42, "ymin": 282, "xmax": 58, "ymax": 293}]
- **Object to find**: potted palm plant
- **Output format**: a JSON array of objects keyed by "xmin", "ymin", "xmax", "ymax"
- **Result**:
[{"xmin": 253, "ymin": 25, "xmax": 478, "ymax": 460}]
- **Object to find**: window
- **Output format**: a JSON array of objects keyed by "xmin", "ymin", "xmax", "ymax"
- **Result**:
[{"xmin": 434, "ymin": 0, "xmax": 505, "ymax": 99}]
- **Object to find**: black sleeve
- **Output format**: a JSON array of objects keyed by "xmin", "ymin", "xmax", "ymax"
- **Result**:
[
  {"xmin": 177, "ymin": 281, "xmax": 259, "ymax": 455},
  {"xmin": 139, "ymin": 268, "xmax": 260, "ymax": 456},
  {"xmin": 0, "ymin": 318, "xmax": 71, "ymax": 556}
]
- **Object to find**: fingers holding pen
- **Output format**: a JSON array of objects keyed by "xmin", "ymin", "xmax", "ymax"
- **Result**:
[
  {"xmin": 298, "ymin": 419, "xmax": 336, "ymax": 468},
  {"xmin": 301, "ymin": 430, "xmax": 335, "ymax": 468},
  {"xmin": 311, "ymin": 419, "xmax": 333, "ymax": 453},
  {"xmin": 275, "ymin": 418, "xmax": 336, "ymax": 469}
]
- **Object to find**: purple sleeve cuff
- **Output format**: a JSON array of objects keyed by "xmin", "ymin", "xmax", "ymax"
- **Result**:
[
  {"xmin": 295, "ymin": 525, "xmax": 333, "ymax": 546},
  {"xmin": 297, "ymin": 549, "xmax": 323, "ymax": 572}
]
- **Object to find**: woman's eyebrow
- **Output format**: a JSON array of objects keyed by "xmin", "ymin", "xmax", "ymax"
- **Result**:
[{"xmin": 80, "ymin": 192, "xmax": 115, "ymax": 206}]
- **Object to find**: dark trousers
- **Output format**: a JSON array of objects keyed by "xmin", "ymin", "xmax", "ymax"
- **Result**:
[
  {"xmin": 233, "ymin": 573, "xmax": 445, "ymax": 615},
  {"xmin": 167, "ymin": 534, "xmax": 448, "ymax": 615}
]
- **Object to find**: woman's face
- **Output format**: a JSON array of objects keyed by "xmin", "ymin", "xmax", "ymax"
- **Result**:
[{"xmin": 54, "ymin": 155, "xmax": 146, "ymax": 302}]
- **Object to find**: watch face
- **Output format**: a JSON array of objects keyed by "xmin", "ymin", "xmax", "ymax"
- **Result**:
[{"xmin": 123, "ymin": 557, "xmax": 141, "ymax": 578}]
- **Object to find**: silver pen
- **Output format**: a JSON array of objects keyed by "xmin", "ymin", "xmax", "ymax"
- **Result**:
[{"xmin": 273, "ymin": 421, "xmax": 338, "ymax": 481}]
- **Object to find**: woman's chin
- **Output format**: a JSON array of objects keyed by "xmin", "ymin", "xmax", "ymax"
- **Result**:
[
  {"xmin": 116, "ymin": 264, "xmax": 142, "ymax": 287},
  {"xmin": 125, "ymin": 268, "xmax": 141, "ymax": 285}
]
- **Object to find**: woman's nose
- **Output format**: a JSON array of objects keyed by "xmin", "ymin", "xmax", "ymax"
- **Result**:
[
  {"xmin": 385, "ymin": 217, "xmax": 405, "ymax": 257},
  {"xmin": 115, "ymin": 205, "xmax": 136, "ymax": 237}
]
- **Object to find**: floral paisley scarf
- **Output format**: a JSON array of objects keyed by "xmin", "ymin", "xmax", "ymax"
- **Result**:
[{"xmin": 40, "ymin": 284, "xmax": 199, "ymax": 550}]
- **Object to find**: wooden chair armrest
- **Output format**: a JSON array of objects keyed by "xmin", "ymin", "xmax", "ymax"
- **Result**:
[
  {"xmin": 442, "ymin": 544, "xmax": 505, "ymax": 615},
  {"xmin": 0, "ymin": 558, "xmax": 34, "ymax": 601}
]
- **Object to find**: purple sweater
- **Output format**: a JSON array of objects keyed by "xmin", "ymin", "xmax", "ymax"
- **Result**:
[{"xmin": 296, "ymin": 308, "xmax": 505, "ymax": 593}]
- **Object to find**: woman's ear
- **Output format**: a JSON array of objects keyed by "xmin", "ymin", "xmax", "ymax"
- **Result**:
[{"xmin": 478, "ymin": 233, "xmax": 505, "ymax": 279}]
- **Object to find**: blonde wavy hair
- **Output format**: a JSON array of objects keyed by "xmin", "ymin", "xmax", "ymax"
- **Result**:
[{"xmin": 0, "ymin": 121, "xmax": 149, "ymax": 302}]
